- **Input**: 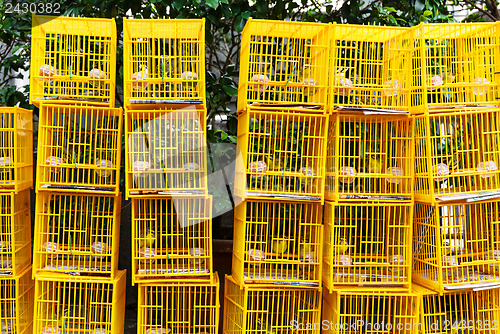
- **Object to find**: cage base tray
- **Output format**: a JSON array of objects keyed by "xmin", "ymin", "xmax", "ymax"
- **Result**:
[
  {"xmin": 246, "ymin": 191, "xmax": 321, "ymax": 201},
  {"xmin": 129, "ymin": 99, "xmax": 203, "ymax": 104},
  {"xmin": 335, "ymin": 106, "xmax": 409, "ymax": 115}
]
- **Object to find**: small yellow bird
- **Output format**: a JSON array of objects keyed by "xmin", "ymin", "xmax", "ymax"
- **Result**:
[
  {"xmin": 57, "ymin": 307, "xmax": 70, "ymax": 328},
  {"xmin": 139, "ymin": 230, "xmax": 156, "ymax": 248},
  {"xmin": 333, "ymin": 238, "xmax": 349, "ymax": 255},
  {"xmin": 366, "ymin": 156, "xmax": 383, "ymax": 174},
  {"xmin": 442, "ymin": 241, "xmax": 453, "ymax": 256},
  {"xmin": 266, "ymin": 154, "xmax": 284, "ymax": 171},
  {"xmin": 272, "ymin": 240, "xmax": 288, "ymax": 254},
  {"xmin": 441, "ymin": 72, "xmax": 456, "ymax": 84},
  {"xmin": 256, "ymin": 319, "xmax": 276, "ymax": 334}
]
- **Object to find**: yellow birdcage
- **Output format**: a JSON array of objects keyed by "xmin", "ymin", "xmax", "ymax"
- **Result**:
[
  {"xmin": 323, "ymin": 202, "xmax": 412, "ymax": 291},
  {"xmin": 30, "ymin": 15, "xmax": 117, "ymax": 107},
  {"xmin": 137, "ymin": 273, "xmax": 220, "ymax": 334},
  {"xmin": 235, "ymin": 109, "xmax": 327, "ymax": 202},
  {"xmin": 322, "ymin": 288, "xmax": 419, "ymax": 334},
  {"xmin": 415, "ymin": 284, "xmax": 500, "ymax": 334},
  {"xmin": 131, "ymin": 196, "xmax": 212, "ymax": 284},
  {"xmin": 0, "ymin": 267, "xmax": 34, "ymax": 334},
  {"xmin": 414, "ymin": 200, "xmax": 500, "ymax": 294},
  {"xmin": 414, "ymin": 108, "xmax": 500, "ymax": 203},
  {"xmin": 125, "ymin": 105, "xmax": 207, "ymax": 199},
  {"xmin": 123, "ymin": 18, "xmax": 206, "ymax": 108},
  {"xmin": 330, "ymin": 24, "xmax": 413, "ymax": 113},
  {"xmin": 34, "ymin": 270, "xmax": 126, "ymax": 334},
  {"xmin": 238, "ymin": 19, "xmax": 330, "ymax": 112},
  {"xmin": 36, "ymin": 104, "xmax": 122, "ymax": 195},
  {"xmin": 232, "ymin": 199, "xmax": 323, "ymax": 287},
  {"xmin": 33, "ymin": 192, "xmax": 121, "ymax": 277},
  {"xmin": 412, "ymin": 22, "xmax": 500, "ymax": 114},
  {"xmin": 325, "ymin": 112, "xmax": 414, "ymax": 202},
  {"xmin": 223, "ymin": 275, "xmax": 321, "ymax": 334},
  {"xmin": 0, "ymin": 107, "xmax": 33, "ymax": 193},
  {"xmin": 0, "ymin": 190, "xmax": 31, "ymax": 277}
]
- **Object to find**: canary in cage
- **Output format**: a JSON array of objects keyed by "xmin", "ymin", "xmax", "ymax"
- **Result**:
[
  {"xmin": 366, "ymin": 156, "xmax": 383, "ymax": 174},
  {"xmin": 139, "ymin": 230, "xmax": 156, "ymax": 248},
  {"xmin": 333, "ymin": 238, "xmax": 349, "ymax": 255},
  {"xmin": 272, "ymin": 239, "xmax": 288, "ymax": 255}
]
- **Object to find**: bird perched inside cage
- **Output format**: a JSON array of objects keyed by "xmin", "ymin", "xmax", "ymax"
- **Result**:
[
  {"xmin": 333, "ymin": 238, "xmax": 349, "ymax": 255},
  {"xmin": 139, "ymin": 230, "xmax": 156, "ymax": 248},
  {"xmin": 366, "ymin": 156, "xmax": 383, "ymax": 174},
  {"xmin": 266, "ymin": 154, "xmax": 284, "ymax": 172},
  {"xmin": 256, "ymin": 319, "xmax": 276, "ymax": 334},
  {"xmin": 272, "ymin": 239, "xmax": 288, "ymax": 255}
]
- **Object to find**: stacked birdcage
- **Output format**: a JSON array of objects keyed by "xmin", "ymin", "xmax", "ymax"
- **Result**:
[
  {"xmin": 30, "ymin": 15, "xmax": 126, "ymax": 334},
  {"xmin": 224, "ymin": 19, "xmax": 331, "ymax": 334},
  {"xmin": 0, "ymin": 106, "xmax": 34, "ymax": 333},
  {"xmin": 321, "ymin": 23, "xmax": 418, "ymax": 330},
  {"xmin": 411, "ymin": 22, "xmax": 500, "ymax": 296},
  {"xmin": 122, "ymin": 18, "xmax": 220, "ymax": 333}
]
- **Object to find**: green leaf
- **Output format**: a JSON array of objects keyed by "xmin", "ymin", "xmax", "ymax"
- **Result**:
[
  {"xmin": 234, "ymin": 15, "xmax": 245, "ymax": 33},
  {"xmin": 241, "ymin": 11, "xmax": 251, "ymax": 19},
  {"xmin": 223, "ymin": 84, "xmax": 238, "ymax": 96},
  {"xmin": 228, "ymin": 135, "xmax": 237, "ymax": 143},
  {"xmin": 206, "ymin": 0, "xmax": 219, "ymax": 9},
  {"xmin": 220, "ymin": 131, "xmax": 228, "ymax": 140}
]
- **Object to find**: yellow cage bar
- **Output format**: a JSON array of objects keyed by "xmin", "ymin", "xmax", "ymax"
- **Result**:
[
  {"xmin": 0, "ymin": 267, "xmax": 34, "ymax": 334},
  {"xmin": 132, "ymin": 196, "xmax": 212, "ymax": 284},
  {"xmin": 137, "ymin": 273, "xmax": 220, "ymax": 334},
  {"xmin": 414, "ymin": 200, "xmax": 500, "ymax": 294},
  {"xmin": 0, "ymin": 190, "xmax": 31, "ymax": 276},
  {"xmin": 33, "ymin": 191, "xmax": 121, "ymax": 277},
  {"xmin": 330, "ymin": 24, "xmax": 413, "ymax": 113},
  {"xmin": 232, "ymin": 199, "xmax": 323, "ymax": 287},
  {"xmin": 36, "ymin": 104, "xmax": 122, "ymax": 195},
  {"xmin": 125, "ymin": 106, "xmax": 207, "ymax": 199},
  {"xmin": 325, "ymin": 112, "xmax": 414, "ymax": 202},
  {"xmin": 0, "ymin": 107, "xmax": 33, "ymax": 193},
  {"xmin": 415, "ymin": 284, "xmax": 500, "ymax": 334},
  {"xmin": 223, "ymin": 275, "xmax": 321, "ymax": 334},
  {"xmin": 322, "ymin": 288, "xmax": 419, "ymax": 334},
  {"xmin": 323, "ymin": 201, "xmax": 412, "ymax": 291},
  {"xmin": 237, "ymin": 18, "xmax": 330, "ymax": 112},
  {"xmin": 235, "ymin": 109, "xmax": 327, "ymax": 203},
  {"xmin": 414, "ymin": 108, "xmax": 500, "ymax": 203},
  {"xmin": 123, "ymin": 18, "xmax": 206, "ymax": 108},
  {"xmin": 30, "ymin": 15, "xmax": 116, "ymax": 107},
  {"xmin": 412, "ymin": 22, "xmax": 500, "ymax": 114},
  {"xmin": 34, "ymin": 270, "xmax": 126, "ymax": 334}
]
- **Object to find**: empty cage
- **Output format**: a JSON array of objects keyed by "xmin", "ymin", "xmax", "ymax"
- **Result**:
[
  {"xmin": 0, "ymin": 190, "xmax": 31, "ymax": 277},
  {"xmin": 323, "ymin": 202, "xmax": 412, "ymax": 291},
  {"xmin": 34, "ymin": 271, "xmax": 126, "ymax": 334},
  {"xmin": 414, "ymin": 108, "xmax": 500, "ymax": 202},
  {"xmin": 125, "ymin": 106, "xmax": 207, "ymax": 198},
  {"xmin": 137, "ymin": 274, "xmax": 220, "ymax": 334},
  {"xmin": 0, "ymin": 267, "xmax": 34, "ymax": 334},
  {"xmin": 330, "ymin": 24, "xmax": 413, "ymax": 112},
  {"xmin": 123, "ymin": 19, "xmax": 206, "ymax": 107},
  {"xmin": 30, "ymin": 16, "xmax": 116, "ymax": 107},
  {"xmin": 325, "ymin": 112, "xmax": 414, "ymax": 201},
  {"xmin": 414, "ymin": 200, "xmax": 500, "ymax": 293},
  {"xmin": 36, "ymin": 104, "xmax": 122, "ymax": 195},
  {"xmin": 33, "ymin": 192, "xmax": 121, "ymax": 277},
  {"xmin": 238, "ymin": 19, "xmax": 330, "ymax": 111},
  {"xmin": 0, "ymin": 107, "xmax": 33, "ymax": 193},
  {"xmin": 235, "ymin": 109, "xmax": 327, "ymax": 202},
  {"xmin": 223, "ymin": 275, "xmax": 322, "ymax": 334},
  {"xmin": 412, "ymin": 22, "xmax": 500, "ymax": 114},
  {"xmin": 232, "ymin": 199, "xmax": 323, "ymax": 287},
  {"xmin": 131, "ymin": 196, "xmax": 212, "ymax": 284}
]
